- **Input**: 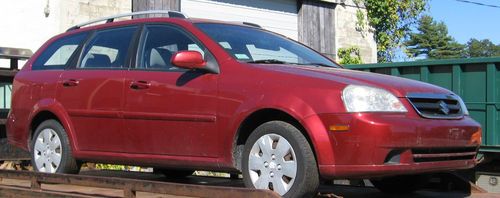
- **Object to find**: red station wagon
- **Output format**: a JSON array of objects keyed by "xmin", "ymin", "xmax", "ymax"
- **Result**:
[{"xmin": 7, "ymin": 11, "xmax": 482, "ymax": 197}]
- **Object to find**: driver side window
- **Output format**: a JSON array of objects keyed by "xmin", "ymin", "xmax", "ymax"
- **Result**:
[{"xmin": 138, "ymin": 25, "xmax": 206, "ymax": 71}]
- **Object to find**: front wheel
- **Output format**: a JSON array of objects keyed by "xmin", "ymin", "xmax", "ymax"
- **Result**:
[
  {"xmin": 31, "ymin": 119, "xmax": 79, "ymax": 174},
  {"xmin": 242, "ymin": 121, "xmax": 319, "ymax": 198}
]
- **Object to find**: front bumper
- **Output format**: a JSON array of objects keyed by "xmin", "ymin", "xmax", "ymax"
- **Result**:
[
  {"xmin": 316, "ymin": 113, "xmax": 481, "ymax": 179},
  {"xmin": 320, "ymin": 159, "xmax": 477, "ymax": 179}
]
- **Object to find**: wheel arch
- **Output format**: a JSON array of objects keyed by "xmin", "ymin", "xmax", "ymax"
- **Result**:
[
  {"xmin": 29, "ymin": 111, "xmax": 61, "ymax": 144},
  {"xmin": 232, "ymin": 108, "xmax": 319, "ymax": 171},
  {"xmin": 28, "ymin": 99, "xmax": 78, "ymax": 153}
]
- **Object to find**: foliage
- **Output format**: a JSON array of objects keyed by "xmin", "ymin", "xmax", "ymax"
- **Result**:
[
  {"xmin": 96, "ymin": 163, "xmax": 126, "ymax": 170},
  {"xmin": 405, "ymin": 15, "xmax": 465, "ymax": 59},
  {"xmin": 355, "ymin": 9, "xmax": 366, "ymax": 31},
  {"xmin": 94, "ymin": 164, "xmax": 149, "ymax": 172},
  {"xmin": 338, "ymin": 46, "xmax": 363, "ymax": 64},
  {"xmin": 194, "ymin": 171, "xmax": 231, "ymax": 178},
  {"xmin": 465, "ymin": 38, "xmax": 500, "ymax": 58},
  {"xmin": 360, "ymin": 0, "xmax": 428, "ymax": 62}
]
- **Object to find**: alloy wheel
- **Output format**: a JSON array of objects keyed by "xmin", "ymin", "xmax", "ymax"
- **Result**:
[
  {"xmin": 248, "ymin": 133, "xmax": 297, "ymax": 195},
  {"xmin": 33, "ymin": 128, "xmax": 62, "ymax": 173}
]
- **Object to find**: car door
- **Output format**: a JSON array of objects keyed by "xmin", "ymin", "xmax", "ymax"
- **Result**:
[
  {"xmin": 123, "ymin": 24, "xmax": 219, "ymax": 157},
  {"xmin": 56, "ymin": 26, "xmax": 139, "ymax": 152}
]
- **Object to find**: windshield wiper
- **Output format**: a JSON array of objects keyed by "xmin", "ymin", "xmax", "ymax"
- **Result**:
[
  {"xmin": 246, "ymin": 59, "xmax": 289, "ymax": 64},
  {"xmin": 296, "ymin": 62, "xmax": 337, "ymax": 68},
  {"xmin": 247, "ymin": 60, "xmax": 339, "ymax": 68}
]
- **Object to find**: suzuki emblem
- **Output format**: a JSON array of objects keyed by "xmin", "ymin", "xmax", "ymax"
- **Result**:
[{"xmin": 438, "ymin": 100, "xmax": 450, "ymax": 115}]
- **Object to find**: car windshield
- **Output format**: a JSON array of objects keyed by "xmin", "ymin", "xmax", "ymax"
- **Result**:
[{"xmin": 195, "ymin": 23, "xmax": 340, "ymax": 68}]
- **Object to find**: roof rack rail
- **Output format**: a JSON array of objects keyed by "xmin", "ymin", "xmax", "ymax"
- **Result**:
[
  {"xmin": 66, "ymin": 10, "xmax": 187, "ymax": 32},
  {"xmin": 242, "ymin": 22, "xmax": 262, "ymax": 28}
]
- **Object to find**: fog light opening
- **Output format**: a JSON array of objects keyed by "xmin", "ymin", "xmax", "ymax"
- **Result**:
[{"xmin": 384, "ymin": 150, "xmax": 404, "ymax": 164}]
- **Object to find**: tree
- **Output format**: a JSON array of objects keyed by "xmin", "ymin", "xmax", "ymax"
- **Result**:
[
  {"xmin": 405, "ymin": 15, "xmax": 465, "ymax": 59},
  {"xmin": 359, "ymin": 0, "xmax": 428, "ymax": 62},
  {"xmin": 338, "ymin": 46, "xmax": 363, "ymax": 64},
  {"xmin": 465, "ymin": 38, "xmax": 500, "ymax": 57}
]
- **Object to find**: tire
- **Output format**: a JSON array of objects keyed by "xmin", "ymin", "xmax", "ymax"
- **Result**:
[
  {"xmin": 242, "ymin": 121, "xmax": 319, "ymax": 198},
  {"xmin": 31, "ymin": 119, "xmax": 79, "ymax": 174},
  {"xmin": 156, "ymin": 169, "xmax": 194, "ymax": 178},
  {"xmin": 370, "ymin": 175, "xmax": 427, "ymax": 194}
]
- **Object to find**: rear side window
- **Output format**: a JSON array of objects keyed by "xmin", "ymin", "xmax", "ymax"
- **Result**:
[
  {"xmin": 79, "ymin": 26, "xmax": 138, "ymax": 69},
  {"xmin": 32, "ymin": 32, "xmax": 88, "ymax": 70}
]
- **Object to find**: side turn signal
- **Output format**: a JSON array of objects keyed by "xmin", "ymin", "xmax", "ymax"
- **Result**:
[
  {"xmin": 329, "ymin": 125, "xmax": 350, "ymax": 132},
  {"xmin": 470, "ymin": 129, "xmax": 482, "ymax": 145}
]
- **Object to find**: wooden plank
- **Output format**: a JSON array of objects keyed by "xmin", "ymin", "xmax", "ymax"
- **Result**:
[
  {"xmin": 132, "ymin": 0, "xmax": 179, "ymax": 12},
  {"xmin": 298, "ymin": 0, "xmax": 336, "ymax": 59},
  {"xmin": 0, "ymin": 170, "xmax": 280, "ymax": 198},
  {"xmin": 0, "ymin": 185, "xmax": 93, "ymax": 198}
]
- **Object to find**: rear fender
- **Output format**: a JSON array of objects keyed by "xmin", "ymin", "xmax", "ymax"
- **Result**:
[{"xmin": 28, "ymin": 98, "xmax": 79, "ymax": 153}]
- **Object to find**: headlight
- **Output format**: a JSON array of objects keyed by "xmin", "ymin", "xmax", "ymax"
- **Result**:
[
  {"xmin": 457, "ymin": 97, "xmax": 469, "ymax": 115},
  {"xmin": 342, "ymin": 85, "xmax": 407, "ymax": 112}
]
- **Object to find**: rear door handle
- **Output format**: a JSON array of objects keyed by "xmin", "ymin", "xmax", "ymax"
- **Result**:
[
  {"xmin": 130, "ymin": 80, "xmax": 151, "ymax": 90},
  {"xmin": 62, "ymin": 79, "xmax": 79, "ymax": 87}
]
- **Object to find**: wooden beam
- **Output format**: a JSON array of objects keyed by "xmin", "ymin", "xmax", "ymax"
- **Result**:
[
  {"xmin": 298, "ymin": 0, "xmax": 337, "ymax": 59},
  {"xmin": 132, "ymin": 0, "xmax": 180, "ymax": 14}
]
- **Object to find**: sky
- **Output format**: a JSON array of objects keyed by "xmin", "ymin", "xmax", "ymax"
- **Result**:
[{"xmin": 429, "ymin": 0, "xmax": 500, "ymax": 44}]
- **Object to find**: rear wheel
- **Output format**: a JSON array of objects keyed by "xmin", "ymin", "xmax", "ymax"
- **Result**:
[
  {"xmin": 242, "ymin": 121, "xmax": 319, "ymax": 198},
  {"xmin": 31, "ymin": 119, "xmax": 79, "ymax": 174},
  {"xmin": 371, "ymin": 175, "xmax": 427, "ymax": 194}
]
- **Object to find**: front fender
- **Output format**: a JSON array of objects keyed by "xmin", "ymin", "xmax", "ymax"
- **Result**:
[{"xmin": 224, "ymin": 94, "xmax": 336, "ymax": 168}]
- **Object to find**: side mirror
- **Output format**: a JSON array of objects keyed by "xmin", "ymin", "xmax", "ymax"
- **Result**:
[{"xmin": 171, "ymin": 50, "xmax": 206, "ymax": 70}]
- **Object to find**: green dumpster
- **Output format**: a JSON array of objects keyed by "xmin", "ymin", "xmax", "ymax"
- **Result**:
[{"xmin": 346, "ymin": 57, "xmax": 500, "ymax": 153}]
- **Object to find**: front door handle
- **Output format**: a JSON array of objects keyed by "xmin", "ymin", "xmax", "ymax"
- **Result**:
[
  {"xmin": 130, "ymin": 80, "xmax": 151, "ymax": 90},
  {"xmin": 62, "ymin": 79, "xmax": 79, "ymax": 87}
]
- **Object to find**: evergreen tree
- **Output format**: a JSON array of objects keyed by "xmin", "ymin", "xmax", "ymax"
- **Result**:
[
  {"xmin": 465, "ymin": 38, "xmax": 500, "ymax": 57},
  {"xmin": 405, "ymin": 15, "xmax": 464, "ymax": 59},
  {"xmin": 361, "ymin": 0, "xmax": 428, "ymax": 62}
]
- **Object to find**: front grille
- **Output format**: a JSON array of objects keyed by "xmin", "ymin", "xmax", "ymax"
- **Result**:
[
  {"xmin": 412, "ymin": 147, "xmax": 477, "ymax": 163},
  {"xmin": 407, "ymin": 93, "xmax": 464, "ymax": 119}
]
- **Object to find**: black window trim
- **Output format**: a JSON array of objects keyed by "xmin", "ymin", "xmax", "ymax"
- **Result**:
[
  {"xmin": 65, "ymin": 31, "xmax": 94, "ymax": 70},
  {"xmin": 68, "ymin": 25, "xmax": 141, "ymax": 71},
  {"xmin": 132, "ymin": 22, "xmax": 219, "ymax": 73}
]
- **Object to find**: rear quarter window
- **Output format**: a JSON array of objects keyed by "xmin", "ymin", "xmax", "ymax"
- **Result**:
[{"xmin": 32, "ymin": 32, "xmax": 88, "ymax": 70}]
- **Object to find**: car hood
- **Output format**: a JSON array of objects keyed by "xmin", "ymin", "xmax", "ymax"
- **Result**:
[{"xmin": 254, "ymin": 64, "xmax": 452, "ymax": 97}]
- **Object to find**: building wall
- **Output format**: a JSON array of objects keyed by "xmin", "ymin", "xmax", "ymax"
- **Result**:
[
  {"xmin": 60, "ymin": 0, "xmax": 131, "ymax": 32},
  {"xmin": 0, "ymin": 0, "xmax": 59, "ymax": 54},
  {"xmin": 0, "ymin": 0, "xmax": 376, "ymax": 65},
  {"xmin": 298, "ymin": 0, "xmax": 336, "ymax": 59},
  {"xmin": 181, "ymin": 0, "xmax": 299, "ymax": 40},
  {"xmin": 334, "ymin": 0, "xmax": 377, "ymax": 63},
  {"xmin": 0, "ymin": 0, "xmax": 131, "ymax": 56},
  {"xmin": 298, "ymin": 0, "xmax": 376, "ymax": 63}
]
